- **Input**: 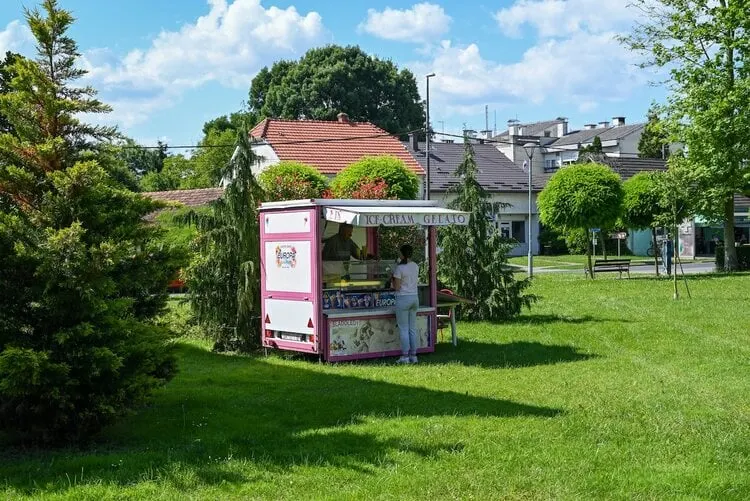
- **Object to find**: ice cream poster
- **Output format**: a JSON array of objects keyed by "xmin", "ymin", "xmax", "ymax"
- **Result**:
[{"xmin": 328, "ymin": 316, "xmax": 430, "ymax": 357}]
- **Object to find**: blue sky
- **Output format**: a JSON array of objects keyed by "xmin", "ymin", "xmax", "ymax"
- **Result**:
[{"xmin": 0, "ymin": 0, "xmax": 666, "ymax": 148}]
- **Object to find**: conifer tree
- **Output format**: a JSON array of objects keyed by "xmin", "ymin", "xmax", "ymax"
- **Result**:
[
  {"xmin": 185, "ymin": 128, "xmax": 264, "ymax": 351},
  {"xmin": 0, "ymin": 0, "xmax": 177, "ymax": 444},
  {"xmin": 438, "ymin": 138, "xmax": 535, "ymax": 320}
]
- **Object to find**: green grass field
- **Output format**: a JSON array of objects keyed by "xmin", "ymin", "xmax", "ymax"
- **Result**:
[{"xmin": 2, "ymin": 274, "xmax": 749, "ymax": 500}]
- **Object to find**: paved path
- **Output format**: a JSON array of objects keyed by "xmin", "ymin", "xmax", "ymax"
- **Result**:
[{"xmin": 511, "ymin": 260, "xmax": 717, "ymax": 276}]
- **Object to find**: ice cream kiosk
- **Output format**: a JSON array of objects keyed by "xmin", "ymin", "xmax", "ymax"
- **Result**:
[{"xmin": 259, "ymin": 199, "xmax": 470, "ymax": 361}]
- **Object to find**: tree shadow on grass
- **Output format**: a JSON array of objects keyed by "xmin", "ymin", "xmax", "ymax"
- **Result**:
[
  {"xmin": 425, "ymin": 340, "xmax": 597, "ymax": 369},
  {"xmin": 0, "ymin": 343, "xmax": 561, "ymax": 495},
  {"xmin": 499, "ymin": 313, "xmax": 632, "ymax": 325}
]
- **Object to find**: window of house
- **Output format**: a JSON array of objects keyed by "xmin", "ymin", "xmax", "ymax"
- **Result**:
[
  {"xmin": 498, "ymin": 222, "xmax": 511, "ymax": 239},
  {"xmin": 544, "ymin": 131, "xmax": 551, "ymax": 137},
  {"xmin": 512, "ymin": 221, "xmax": 526, "ymax": 243},
  {"xmin": 544, "ymin": 159, "xmax": 558, "ymax": 171}
]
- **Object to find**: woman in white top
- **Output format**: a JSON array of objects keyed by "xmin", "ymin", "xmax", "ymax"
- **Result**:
[{"xmin": 392, "ymin": 244, "xmax": 420, "ymax": 364}]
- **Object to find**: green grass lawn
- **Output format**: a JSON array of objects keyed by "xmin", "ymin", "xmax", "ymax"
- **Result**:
[{"xmin": 2, "ymin": 274, "xmax": 749, "ymax": 500}]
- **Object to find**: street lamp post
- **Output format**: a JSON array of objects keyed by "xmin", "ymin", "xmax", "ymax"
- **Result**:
[
  {"xmin": 425, "ymin": 73, "xmax": 435, "ymax": 200},
  {"xmin": 523, "ymin": 142, "xmax": 538, "ymax": 278}
]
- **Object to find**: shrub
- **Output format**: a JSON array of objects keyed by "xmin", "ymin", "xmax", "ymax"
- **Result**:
[
  {"xmin": 259, "ymin": 161, "xmax": 328, "ymax": 201},
  {"xmin": 330, "ymin": 155, "xmax": 419, "ymax": 200},
  {"xmin": 716, "ymin": 245, "xmax": 750, "ymax": 270},
  {"xmin": 538, "ymin": 226, "xmax": 568, "ymax": 255}
]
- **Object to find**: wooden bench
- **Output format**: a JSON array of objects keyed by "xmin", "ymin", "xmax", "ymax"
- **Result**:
[{"xmin": 585, "ymin": 259, "xmax": 631, "ymax": 278}]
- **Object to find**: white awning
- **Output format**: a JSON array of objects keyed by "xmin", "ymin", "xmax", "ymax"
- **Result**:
[{"xmin": 323, "ymin": 205, "xmax": 470, "ymax": 227}]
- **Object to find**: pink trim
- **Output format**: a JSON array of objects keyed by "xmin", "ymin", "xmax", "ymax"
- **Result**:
[
  {"xmin": 329, "ymin": 346, "xmax": 434, "ymax": 362},
  {"xmin": 428, "ymin": 227, "xmax": 438, "ymax": 347},
  {"xmin": 264, "ymin": 338, "xmax": 317, "ymax": 354},
  {"xmin": 260, "ymin": 208, "xmax": 319, "ymax": 354},
  {"xmin": 260, "ymin": 209, "xmax": 314, "ymax": 238}
]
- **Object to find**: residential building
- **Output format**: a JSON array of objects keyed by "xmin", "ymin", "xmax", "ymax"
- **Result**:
[
  {"xmin": 248, "ymin": 113, "xmax": 425, "ymax": 186},
  {"xmin": 493, "ymin": 118, "xmax": 568, "ymax": 179},
  {"xmin": 403, "ymin": 136, "xmax": 547, "ymax": 256}
]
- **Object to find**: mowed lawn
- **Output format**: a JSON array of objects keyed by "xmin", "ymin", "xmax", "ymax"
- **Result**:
[{"xmin": 2, "ymin": 274, "xmax": 749, "ymax": 500}]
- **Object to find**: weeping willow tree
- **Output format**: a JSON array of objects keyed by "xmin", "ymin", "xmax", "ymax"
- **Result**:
[{"xmin": 185, "ymin": 127, "xmax": 264, "ymax": 352}]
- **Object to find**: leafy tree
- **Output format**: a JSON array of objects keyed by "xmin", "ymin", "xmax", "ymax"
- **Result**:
[
  {"xmin": 622, "ymin": 171, "xmax": 664, "ymax": 275},
  {"xmin": 258, "ymin": 161, "xmax": 328, "ymax": 201},
  {"xmin": 653, "ymin": 154, "xmax": 700, "ymax": 298},
  {"xmin": 537, "ymin": 163, "xmax": 624, "ymax": 278},
  {"xmin": 249, "ymin": 46, "xmax": 424, "ymax": 135},
  {"xmin": 184, "ymin": 128, "xmax": 235, "ymax": 189},
  {"xmin": 115, "ymin": 138, "xmax": 167, "ymax": 183},
  {"xmin": 330, "ymin": 155, "xmax": 419, "ymax": 200},
  {"xmin": 622, "ymin": 0, "xmax": 750, "ymax": 271},
  {"xmin": 638, "ymin": 105, "xmax": 670, "ymax": 159},
  {"xmin": 578, "ymin": 136, "xmax": 603, "ymax": 161},
  {"xmin": 184, "ymin": 127, "xmax": 264, "ymax": 352},
  {"xmin": 202, "ymin": 110, "xmax": 257, "ymax": 136},
  {"xmin": 438, "ymin": 138, "xmax": 536, "ymax": 320},
  {"xmin": 140, "ymin": 155, "xmax": 191, "ymax": 191},
  {"xmin": 0, "ymin": 0, "xmax": 177, "ymax": 444}
]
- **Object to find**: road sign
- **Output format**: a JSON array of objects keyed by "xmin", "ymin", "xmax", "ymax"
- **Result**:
[
  {"xmin": 610, "ymin": 232, "xmax": 627, "ymax": 240},
  {"xmin": 590, "ymin": 228, "xmax": 600, "ymax": 233}
]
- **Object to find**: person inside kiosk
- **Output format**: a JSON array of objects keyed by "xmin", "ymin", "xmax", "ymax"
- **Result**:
[{"xmin": 322, "ymin": 223, "xmax": 359, "ymax": 261}]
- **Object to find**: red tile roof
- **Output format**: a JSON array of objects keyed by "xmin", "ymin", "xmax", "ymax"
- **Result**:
[
  {"xmin": 143, "ymin": 188, "xmax": 224, "ymax": 207},
  {"xmin": 249, "ymin": 118, "xmax": 425, "ymax": 176}
]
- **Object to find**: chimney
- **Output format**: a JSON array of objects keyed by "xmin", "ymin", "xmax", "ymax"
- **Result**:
[
  {"xmin": 507, "ymin": 119, "xmax": 520, "ymax": 136},
  {"xmin": 584, "ymin": 123, "xmax": 597, "ymax": 130},
  {"xmin": 598, "ymin": 121, "xmax": 610, "ymax": 129},
  {"xmin": 337, "ymin": 112, "xmax": 349, "ymax": 123},
  {"xmin": 556, "ymin": 118, "xmax": 568, "ymax": 137},
  {"xmin": 612, "ymin": 116, "xmax": 626, "ymax": 127},
  {"xmin": 409, "ymin": 133, "xmax": 419, "ymax": 151}
]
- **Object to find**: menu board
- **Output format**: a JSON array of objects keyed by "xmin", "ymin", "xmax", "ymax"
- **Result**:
[{"xmin": 322, "ymin": 291, "xmax": 396, "ymax": 310}]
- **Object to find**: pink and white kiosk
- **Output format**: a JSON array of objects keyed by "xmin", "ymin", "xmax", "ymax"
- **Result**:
[{"xmin": 259, "ymin": 199, "xmax": 470, "ymax": 362}]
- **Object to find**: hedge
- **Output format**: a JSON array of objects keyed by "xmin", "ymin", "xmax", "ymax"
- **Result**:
[{"xmin": 715, "ymin": 245, "xmax": 750, "ymax": 270}]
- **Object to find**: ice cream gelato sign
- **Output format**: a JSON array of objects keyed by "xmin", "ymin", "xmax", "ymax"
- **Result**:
[{"xmin": 325, "ymin": 208, "xmax": 468, "ymax": 227}]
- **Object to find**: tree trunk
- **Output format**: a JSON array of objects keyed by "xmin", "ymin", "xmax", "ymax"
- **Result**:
[
  {"xmin": 603, "ymin": 231, "xmax": 608, "ymax": 260},
  {"xmin": 587, "ymin": 229, "xmax": 594, "ymax": 279},
  {"xmin": 723, "ymin": 194, "xmax": 739, "ymax": 271},
  {"xmin": 652, "ymin": 228, "xmax": 660, "ymax": 277},
  {"xmin": 673, "ymin": 229, "xmax": 679, "ymax": 300}
]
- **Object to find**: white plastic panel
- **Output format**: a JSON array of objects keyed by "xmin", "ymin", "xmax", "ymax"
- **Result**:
[
  {"xmin": 264, "ymin": 299, "xmax": 315, "ymax": 335},
  {"xmin": 264, "ymin": 241, "xmax": 312, "ymax": 293},
  {"xmin": 263, "ymin": 210, "xmax": 312, "ymax": 234}
]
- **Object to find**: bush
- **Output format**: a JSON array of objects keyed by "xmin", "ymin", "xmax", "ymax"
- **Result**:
[
  {"xmin": 259, "ymin": 161, "xmax": 328, "ymax": 201},
  {"xmin": 716, "ymin": 245, "xmax": 750, "ymax": 270},
  {"xmin": 538, "ymin": 226, "xmax": 568, "ymax": 255},
  {"xmin": 330, "ymin": 155, "xmax": 419, "ymax": 200}
]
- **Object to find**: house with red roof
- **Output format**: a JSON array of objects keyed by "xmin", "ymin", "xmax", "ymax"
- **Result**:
[{"xmin": 249, "ymin": 113, "xmax": 425, "ymax": 192}]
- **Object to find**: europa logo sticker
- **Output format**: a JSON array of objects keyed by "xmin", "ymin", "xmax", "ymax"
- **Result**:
[{"xmin": 275, "ymin": 245, "xmax": 297, "ymax": 268}]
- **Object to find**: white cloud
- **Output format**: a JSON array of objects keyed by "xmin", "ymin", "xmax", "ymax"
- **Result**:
[
  {"xmin": 80, "ymin": 0, "xmax": 326, "ymax": 127},
  {"xmin": 359, "ymin": 3, "xmax": 451, "ymax": 43},
  {"xmin": 494, "ymin": 0, "xmax": 636, "ymax": 38},
  {"xmin": 0, "ymin": 20, "xmax": 35, "ymax": 55},
  {"xmin": 412, "ymin": 33, "xmax": 644, "ymax": 112}
]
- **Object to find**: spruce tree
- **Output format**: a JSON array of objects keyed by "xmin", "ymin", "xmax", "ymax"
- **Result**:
[
  {"xmin": 438, "ymin": 138, "xmax": 536, "ymax": 320},
  {"xmin": 0, "ymin": 0, "xmax": 177, "ymax": 444}
]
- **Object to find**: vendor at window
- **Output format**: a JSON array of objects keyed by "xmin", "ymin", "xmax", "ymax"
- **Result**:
[{"xmin": 322, "ymin": 223, "xmax": 360, "ymax": 261}]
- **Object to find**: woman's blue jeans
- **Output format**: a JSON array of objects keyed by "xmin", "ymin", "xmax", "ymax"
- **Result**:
[{"xmin": 395, "ymin": 294, "xmax": 419, "ymax": 356}]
